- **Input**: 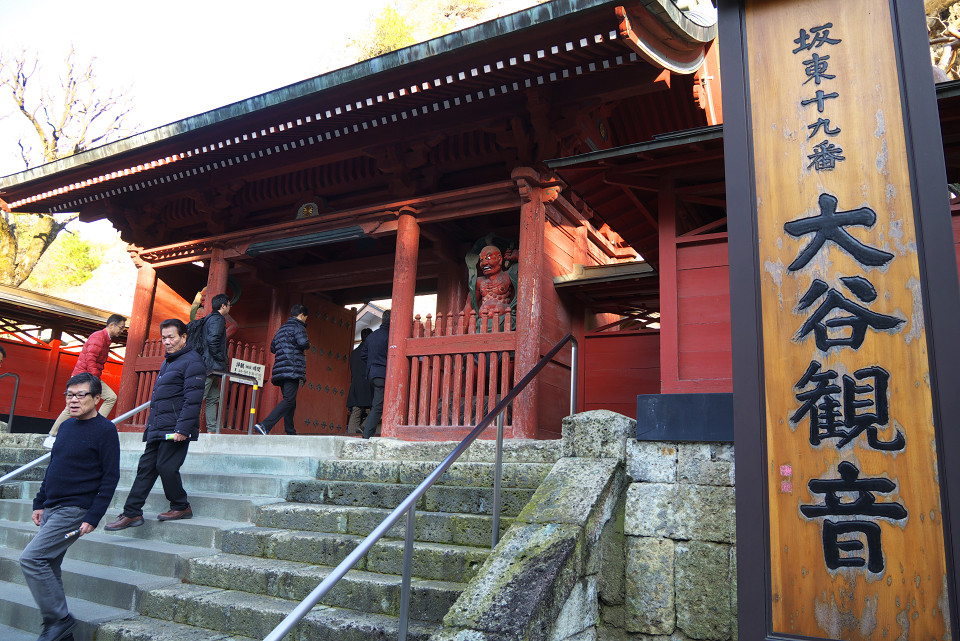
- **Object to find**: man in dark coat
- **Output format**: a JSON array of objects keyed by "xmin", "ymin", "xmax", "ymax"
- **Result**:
[
  {"xmin": 347, "ymin": 327, "xmax": 373, "ymax": 434},
  {"xmin": 200, "ymin": 293, "xmax": 231, "ymax": 432},
  {"xmin": 255, "ymin": 303, "xmax": 310, "ymax": 435},
  {"xmin": 360, "ymin": 310, "xmax": 390, "ymax": 439},
  {"xmin": 105, "ymin": 318, "xmax": 205, "ymax": 530}
]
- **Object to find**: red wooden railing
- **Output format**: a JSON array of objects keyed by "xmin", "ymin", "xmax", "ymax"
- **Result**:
[
  {"xmin": 129, "ymin": 339, "xmax": 265, "ymax": 431},
  {"xmin": 404, "ymin": 311, "xmax": 516, "ymax": 429}
]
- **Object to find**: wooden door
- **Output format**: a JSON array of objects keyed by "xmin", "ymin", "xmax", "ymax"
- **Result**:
[{"xmin": 292, "ymin": 294, "xmax": 355, "ymax": 434}]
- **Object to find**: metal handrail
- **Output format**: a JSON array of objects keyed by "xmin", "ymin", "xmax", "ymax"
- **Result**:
[
  {"xmin": 207, "ymin": 369, "xmax": 263, "ymax": 434},
  {"xmin": 0, "ymin": 399, "xmax": 151, "ymax": 485},
  {"xmin": 263, "ymin": 333, "xmax": 578, "ymax": 641},
  {"xmin": 0, "ymin": 373, "xmax": 20, "ymax": 432}
]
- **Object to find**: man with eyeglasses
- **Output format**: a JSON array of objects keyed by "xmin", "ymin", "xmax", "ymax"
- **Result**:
[
  {"xmin": 105, "ymin": 318, "xmax": 205, "ymax": 531},
  {"xmin": 20, "ymin": 372, "xmax": 120, "ymax": 641}
]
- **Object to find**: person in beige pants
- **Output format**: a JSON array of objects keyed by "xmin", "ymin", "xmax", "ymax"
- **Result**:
[{"xmin": 48, "ymin": 314, "xmax": 126, "ymax": 439}]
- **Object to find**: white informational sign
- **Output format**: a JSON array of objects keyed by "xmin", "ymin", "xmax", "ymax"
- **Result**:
[{"xmin": 230, "ymin": 358, "xmax": 264, "ymax": 386}]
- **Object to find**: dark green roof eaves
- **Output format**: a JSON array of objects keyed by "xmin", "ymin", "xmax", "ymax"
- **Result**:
[
  {"xmin": 545, "ymin": 124, "xmax": 723, "ymax": 168},
  {"xmin": 1, "ymin": 0, "xmax": 632, "ymax": 188}
]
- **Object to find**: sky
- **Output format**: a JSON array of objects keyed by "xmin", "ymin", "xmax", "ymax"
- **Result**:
[{"xmin": 0, "ymin": 0, "xmax": 394, "ymax": 177}]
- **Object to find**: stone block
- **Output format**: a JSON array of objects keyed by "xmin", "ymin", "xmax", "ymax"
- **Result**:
[
  {"xmin": 626, "ymin": 441, "xmax": 677, "ymax": 483},
  {"xmin": 624, "ymin": 483, "xmax": 678, "ymax": 538},
  {"xmin": 465, "ymin": 438, "xmax": 562, "ymax": 464},
  {"xmin": 596, "ymin": 497, "xmax": 625, "ymax": 606},
  {"xmin": 562, "ymin": 411, "xmax": 635, "ymax": 461},
  {"xmin": 677, "ymin": 443, "xmax": 735, "ymax": 487},
  {"xmin": 729, "ymin": 545, "xmax": 738, "ymax": 641},
  {"xmin": 547, "ymin": 576, "xmax": 598, "ymax": 641},
  {"xmin": 675, "ymin": 542, "xmax": 732, "ymax": 641},
  {"xmin": 673, "ymin": 485, "xmax": 735, "ymax": 544},
  {"xmin": 517, "ymin": 458, "xmax": 619, "ymax": 532},
  {"xmin": 316, "ymin": 459, "xmax": 401, "ymax": 483},
  {"xmin": 376, "ymin": 438, "xmax": 458, "ymax": 462},
  {"xmin": 445, "ymin": 523, "xmax": 582, "ymax": 641},
  {"xmin": 339, "ymin": 438, "xmax": 378, "ymax": 460},
  {"xmin": 624, "ymin": 536, "xmax": 675, "ymax": 634}
]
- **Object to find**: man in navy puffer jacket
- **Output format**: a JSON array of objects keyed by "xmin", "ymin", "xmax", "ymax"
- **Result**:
[
  {"xmin": 255, "ymin": 303, "xmax": 310, "ymax": 435},
  {"xmin": 105, "ymin": 318, "xmax": 205, "ymax": 530}
]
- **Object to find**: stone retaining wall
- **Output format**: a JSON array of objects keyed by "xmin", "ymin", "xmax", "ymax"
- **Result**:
[{"xmin": 600, "ymin": 435, "xmax": 737, "ymax": 641}]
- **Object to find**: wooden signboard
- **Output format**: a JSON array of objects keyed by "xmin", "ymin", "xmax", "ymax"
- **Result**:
[{"xmin": 721, "ymin": 0, "xmax": 960, "ymax": 638}]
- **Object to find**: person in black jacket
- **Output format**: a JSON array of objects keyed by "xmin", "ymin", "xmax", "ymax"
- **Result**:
[
  {"xmin": 347, "ymin": 327, "xmax": 373, "ymax": 434},
  {"xmin": 200, "ymin": 293, "xmax": 231, "ymax": 432},
  {"xmin": 360, "ymin": 310, "xmax": 390, "ymax": 439},
  {"xmin": 105, "ymin": 319, "xmax": 206, "ymax": 531},
  {"xmin": 255, "ymin": 304, "xmax": 310, "ymax": 435}
]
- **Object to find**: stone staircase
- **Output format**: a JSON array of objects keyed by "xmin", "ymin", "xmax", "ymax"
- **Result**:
[{"xmin": 0, "ymin": 434, "xmax": 560, "ymax": 640}]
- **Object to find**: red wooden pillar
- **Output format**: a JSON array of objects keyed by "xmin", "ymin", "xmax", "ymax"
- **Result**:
[
  {"xmin": 40, "ymin": 337, "xmax": 62, "ymax": 415},
  {"xmin": 512, "ymin": 167, "xmax": 546, "ymax": 439},
  {"xmin": 116, "ymin": 260, "xmax": 157, "ymax": 419},
  {"xmin": 204, "ymin": 247, "xmax": 229, "ymax": 314},
  {"xmin": 436, "ymin": 249, "xmax": 465, "ymax": 317},
  {"xmin": 657, "ymin": 180, "xmax": 678, "ymax": 393},
  {"xmin": 260, "ymin": 286, "xmax": 288, "ymax": 420},
  {"xmin": 383, "ymin": 209, "xmax": 420, "ymax": 437}
]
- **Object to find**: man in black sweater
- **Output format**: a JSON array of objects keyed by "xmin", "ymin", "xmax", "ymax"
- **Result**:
[{"xmin": 20, "ymin": 373, "xmax": 120, "ymax": 641}]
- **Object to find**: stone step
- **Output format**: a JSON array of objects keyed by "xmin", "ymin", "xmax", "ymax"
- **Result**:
[
  {"xmin": 97, "ymin": 615, "xmax": 257, "ymax": 641},
  {"xmin": 0, "ymin": 521, "xmax": 217, "ymax": 577},
  {"xmin": 287, "ymin": 479, "xmax": 534, "ymax": 516},
  {"xmin": 0, "ymin": 621, "xmax": 35, "ymax": 641},
  {"xmin": 117, "ymin": 468, "xmax": 295, "ymax": 498},
  {"xmin": 15, "ymin": 483, "xmax": 280, "ymax": 524},
  {"xmin": 256, "ymin": 502, "xmax": 510, "ymax": 548},
  {"xmin": 136, "ymin": 583, "xmax": 442, "ymax": 641},
  {"xmin": 340, "ymin": 437, "xmax": 562, "ymax": 464},
  {"xmin": 0, "ymin": 447, "xmax": 49, "ymax": 465},
  {"xmin": 119, "ymin": 450, "xmax": 319, "ymax": 478},
  {"xmin": 0, "ymin": 547, "xmax": 176, "ymax": 611},
  {"xmin": 185, "ymin": 553, "xmax": 463, "ymax": 623},
  {"xmin": 316, "ymin": 458, "xmax": 552, "ymax": 488},
  {"xmin": 0, "ymin": 580, "xmax": 132, "ymax": 641},
  {"xmin": 0, "ymin": 499, "xmax": 250, "ymax": 549},
  {"xmin": 220, "ymin": 527, "xmax": 490, "ymax": 584}
]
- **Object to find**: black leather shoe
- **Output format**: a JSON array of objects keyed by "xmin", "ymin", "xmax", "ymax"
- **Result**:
[{"xmin": 38, "ymin": 614, "xmax": 75, "ymax": 641}]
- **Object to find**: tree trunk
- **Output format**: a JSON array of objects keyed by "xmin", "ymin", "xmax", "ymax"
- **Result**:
[{"xmin": 927, "ymin": 0, "xmax": 960, "ymax": 19}]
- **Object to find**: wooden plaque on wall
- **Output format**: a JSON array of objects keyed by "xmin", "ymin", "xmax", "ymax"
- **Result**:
[{"xmin": 721, "ymin": 0, "xmax": 960, "ymax": 638}]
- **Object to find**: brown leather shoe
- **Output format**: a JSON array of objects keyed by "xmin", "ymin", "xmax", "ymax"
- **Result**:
[
  {"xmin": 157, "ymin": 506, "xmax": 192, "ymax": 521},
  {"xmin": 104, "ymin": 514, "xmax": 144, "ymax": 531}
]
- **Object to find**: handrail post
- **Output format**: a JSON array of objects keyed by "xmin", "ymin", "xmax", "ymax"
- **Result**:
[
  {"xmin": 398, "ymin": 505, "xmax": 416, "ymax": 641},
  {"xmin": 569, "ymin": 338, "xmax": 578, "ymax": 416},
  {"xmin": 492, "ymin": 410, "xmax": 505, "ymax": 548},
  {"xmin": 0, "ymin": 373, "xmax": 21, "ymax": 432},
  {"xmin": 248, "ymin": 385, "xmax": 259, "ymax": 434}
]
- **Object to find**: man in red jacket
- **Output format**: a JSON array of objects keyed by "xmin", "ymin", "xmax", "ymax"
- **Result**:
[{"xmin": 48, "ymin": 314, "xmax": 126, "ymax": 439}]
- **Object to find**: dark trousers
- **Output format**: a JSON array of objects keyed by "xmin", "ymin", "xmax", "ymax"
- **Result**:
[
  {"xmin": 123, "ymin": 439, "xmax": 190, "ymax": 517},
  {"xmin": 363, "ymin": 377, "xmax": 385, "ymax": 439},
  {"xmin": 262, "ymin": 378, "xmax": 299, "ymax": 434}
]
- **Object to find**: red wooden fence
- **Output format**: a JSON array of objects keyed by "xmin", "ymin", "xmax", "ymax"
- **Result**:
[
  {"xmin": 403, "ymin": 311, "xmax": 516, "ymax": 433},
  {"xmin": 128, "ymin": 339, "xmax": 266, "ymax": 431}
]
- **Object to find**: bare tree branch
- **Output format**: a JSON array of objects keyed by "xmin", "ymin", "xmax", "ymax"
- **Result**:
[{"xmin": 0, "ymin": 45, "xmax": 134, "ymax": 285}]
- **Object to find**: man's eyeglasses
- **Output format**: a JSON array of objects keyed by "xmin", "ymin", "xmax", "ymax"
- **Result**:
[{"xmin": 63, "ymin": 392, "xmax": 92, "ymax": 400}]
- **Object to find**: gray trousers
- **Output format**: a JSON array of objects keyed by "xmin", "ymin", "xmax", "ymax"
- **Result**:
[
  {"xmin": 203, "ymin": 375, "xmax": 221, "ymax": 431},
  {"xmin": 19, "ymin": 504, "xmax": 86, "ymax": 625}
]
